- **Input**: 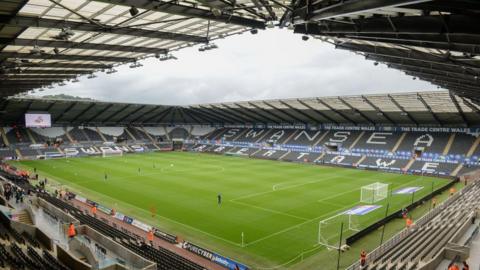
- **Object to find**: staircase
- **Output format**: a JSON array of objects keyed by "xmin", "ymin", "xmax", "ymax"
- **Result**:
[
  {"xmin": 95, "ymin": 127, "xmax": 107, "ymax": 142},
  {"xmin": 124, "ymin": 127, "xmax": 137, "ymax": 141},
  {"xmin": 391, "ymin": 132, "xmax": 407, "ymax": 152},
  {"xmin": 442, "ymin": 133, "xmax": 456, "ymax": 155},
  {"xmin": 466, "ymin": 136, "xmax": 480, "ymax": 157},
  {"xmin": 15, "ymin": 149, "xmax": 23, "ymax": 159},
  {"xmin": 356, "ymin": 155, "xmax": 367, "ymax": 166},
  {"xmin": 140, "ymin": 126, "xmax": 156, "ymax": 143},
  {"xmin": 404, "ymin": 158, "xmax": 416, "ymax": 171},
  {"xmin": 80, "ymin": 128, "xmax": 91, "ymax": 141},
  {"xmin": 25, "ymin": 129, "xmax": 36, "ymax": 144},
  {"xmin": 64, "ymin": 127, "xmax": 74, "ymax": 143},
  {"xmin": 0, "ymin": 128, "xmax": 9, "ymax": 146},
  {"xmin": 16, "ymin": 210, "xmax": 33, "ymax": 225},
  {"xmin": 451, "ymin": 164, "xmax": 464, "ymax": 177},
  {"xmin": 282, "ymin": 130, "xmax": 299, "ymax": 145},
  {"xmin": 349, "ymin": 131, "xmax": 365, "ymax": 150},
  {"xmin": 313, "ymin": 131, "xmax": 329, "ymax": 147}
]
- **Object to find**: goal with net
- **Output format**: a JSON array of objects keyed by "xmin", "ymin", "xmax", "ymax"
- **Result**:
[
  {"xmin": 102, "ymin": 149, "xmax": 123, "ymax": 158},
  {"xmin": 318, "ymin": 212, "xmax": 361, "ymax": 249},
  {"xmin": 317, "ymin": 204, "xmax": 383, "ymax": 249},
  {"xmin": 360, "ymin": 182, "xmax": 389, "ymax": 203},
  {"xmin": 44, "ymin": 152, "xmax": 66, "ymax": 159}
]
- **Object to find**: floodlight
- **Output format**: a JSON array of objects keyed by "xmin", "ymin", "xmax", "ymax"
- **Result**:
[
  {"xmin": 129, "ymin": 6, "xmax": 139, "ymax": 16},
  {"xmin": 400, "ymin": 112, "xmax": 408, "ymax": 116}
]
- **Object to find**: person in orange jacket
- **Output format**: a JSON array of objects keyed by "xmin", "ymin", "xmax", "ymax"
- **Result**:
[
  {"xmin": 147, "ymin": 229, "xmax": 154, "ymax": 246},
  {"xmin": 68, "ymin": 222, "xmax": 76, "ymax": 239},
  {"xmin": 406, "ymin": 217, "xmax": 413, "ymax": 228},
  {"xmin": 91, "ymin": 204, "xmax": 97, "ymax": 217}
]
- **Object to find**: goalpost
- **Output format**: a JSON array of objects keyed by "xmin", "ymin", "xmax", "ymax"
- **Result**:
[
  {"xmin": 44, "ymin": 152, "xmax": 66, "ymax": 159},
  {"xmin": 101, "ymin": 149, "xmax": 123, "ymax": 158},
  {"xmin": 318, "ymin": 212, "xmax": 361, "ymax": 249},
  {"xmin": 360, "ymin": 182, "xmax": 389, "ymax": 204}
]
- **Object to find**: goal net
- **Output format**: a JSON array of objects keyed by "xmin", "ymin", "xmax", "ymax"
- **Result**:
[
  {"xmin": 44, "ymin": 152, "xmax": 66, "ymax": 159},
  {"xmin": 318, "ymin": 212, "xmax": 361, "ymax": 250},
  {"xmin": 102, "ymin": 149, "xmax": 123, "ymax": 158},
  {"xmin": 360, "ymin": 182, "xmax": 388, "ymax": 203}
]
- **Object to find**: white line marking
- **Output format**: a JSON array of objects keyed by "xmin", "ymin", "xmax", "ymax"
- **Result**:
[{"xmin": 229, "ymin": 200, "xmax": 309, "ymax": 221}]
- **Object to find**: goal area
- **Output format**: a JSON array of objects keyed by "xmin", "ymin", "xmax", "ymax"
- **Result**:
[
  {"xmin": 361, "ymin": 182, "xmax": 388, "ymax": 203},
  {"xmin": 102, "ymin": 149, "xmax": 123, "ymax": 158}
]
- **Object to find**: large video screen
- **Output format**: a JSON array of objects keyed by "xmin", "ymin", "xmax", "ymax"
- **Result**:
[{"xmin": 25, "ymin": 113, "xmax": 51, "ymax": 128}]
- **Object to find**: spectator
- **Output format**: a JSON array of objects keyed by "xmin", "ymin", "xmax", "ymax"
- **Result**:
[{"xmin": 462, "ymin": 261, "xmax": 469, "ymax": 270}]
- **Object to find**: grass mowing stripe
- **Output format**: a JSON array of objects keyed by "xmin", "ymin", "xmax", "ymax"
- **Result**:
[{"xmin": 11, "ymin": 152, "xmax": 450, "ymax": 269}]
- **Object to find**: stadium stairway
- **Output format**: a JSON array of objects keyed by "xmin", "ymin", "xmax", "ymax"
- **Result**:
[
  {"xmin": 124, "ymin": 127, "xmax": 137, "ymax": 141},
  {"xmin": 362, "ymin": 181, "xmax": 480, "ymax": 270},
  {"xmin": 25, "ymin": 129, "xmax": 36, "ymax": 144},
  {"xmin": 16, "ymin": 210, "xmax": 33, "ymax": 226},
  {"xmin": 466, "ymin": 137, "xmax": 480, "ymax": 157},
  {"xmin": 442, "ymin": 133, "xmax": 456, "ymax": 156},
  {"xmin": 63, "ymin": 127, "xmax": 74, "ymax": 143},
  {"xmin": 348, "ymin": 131, "xmax": 365, "ymax": 150},
  {"xmin": 141, "ymin": 126, "xmax": 157, "ymax": 143},
  {"xmin": 0, "ymin": 128, "xmax": 9, "ymax": 146},
  {"xmin": 95, "ymin": 127, "xmax": 107, "ymax": 142},
  {"xmin": 80, "ymin": 129, "xmax": 91, "ymax": 142}
]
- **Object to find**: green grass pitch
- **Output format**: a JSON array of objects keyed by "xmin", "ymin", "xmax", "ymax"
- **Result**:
[{"xmin": 13, "ymin": 152, "xmax": 450, "ymax": 269}]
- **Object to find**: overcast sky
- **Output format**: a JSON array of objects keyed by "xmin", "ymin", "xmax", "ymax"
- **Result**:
[{"xmin": 36, "ymin": 29, "xmax": 439, "ymax": 105}]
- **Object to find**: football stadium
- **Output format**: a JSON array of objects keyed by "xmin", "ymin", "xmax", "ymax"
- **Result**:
[{"xmin": 0, "ymin": 1, "xmax": 480, "ymax": 270}]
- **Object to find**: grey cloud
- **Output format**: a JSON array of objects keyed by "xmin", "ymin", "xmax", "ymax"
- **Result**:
[{"xmin": 37, "ymin": 29, "xmax": 437, "ymax": 105}]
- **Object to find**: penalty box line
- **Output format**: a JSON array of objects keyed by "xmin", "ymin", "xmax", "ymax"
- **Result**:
[{"xmin": 230, "ymin": 169, "xmax": 360, "ymax": 202}]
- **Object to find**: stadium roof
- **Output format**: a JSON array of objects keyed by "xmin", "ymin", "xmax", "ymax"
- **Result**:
[
  {"xmin": 0, "ymin": 0, "xmax": 289, "ymax": 97},
  {"xmin": 1, "ymin": 1, "xmax": 479, "ymax": 103},
  {"xmin": 292, "ymin": 0, "xmax": 480, "ymax": 102},
  {"xmin": 2, "ymin": 91, "xmax": 480, "ymax": 127}
]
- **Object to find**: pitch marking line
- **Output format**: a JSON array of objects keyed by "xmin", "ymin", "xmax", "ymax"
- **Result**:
[
  {"xmin": 229, "ymin": 200, "xmax": 309, "ymax": 221},
  {"xmin": 232, "ymin": 170, "xmax": 358, "ymax": 202}
]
